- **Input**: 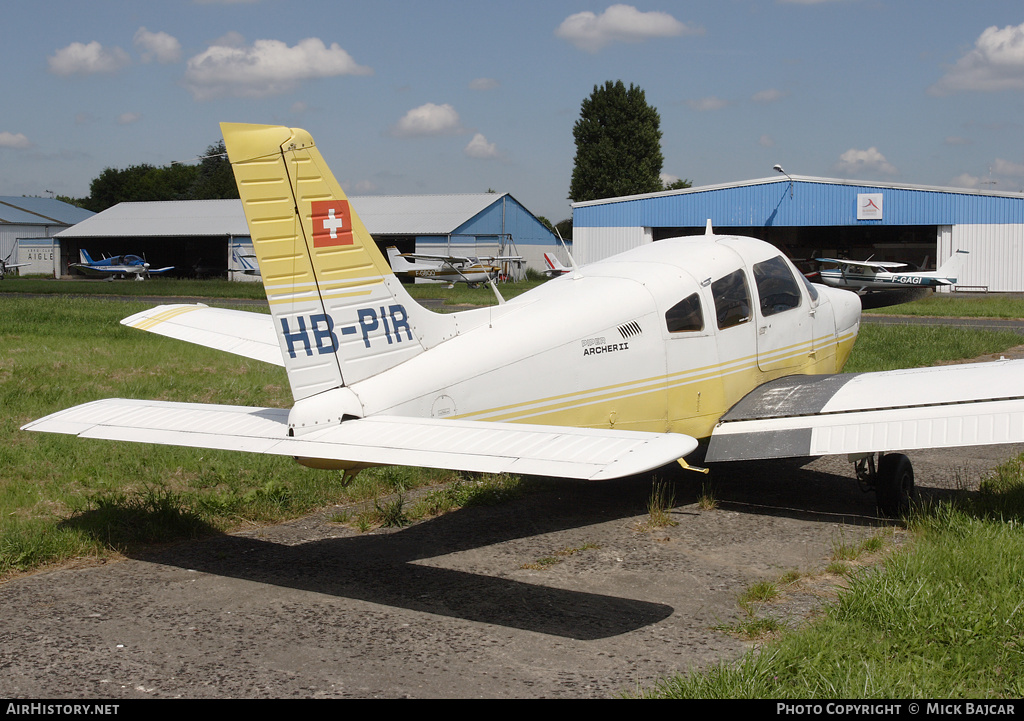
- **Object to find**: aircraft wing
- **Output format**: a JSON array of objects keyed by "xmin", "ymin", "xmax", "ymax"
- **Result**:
[
  {"xmin": 22, "ymin": 399, "xmax": 698, "ymax": 481},
  {"xmin": 706, "ymin": 359, "xmax": 1024, "ymax": 462},
  {"xmin": 400, "ymin": 252, "xmax": 473, "ymax": 264},
  {"xmin": 815, "ymin": 258, "xmax": 906, "ymax": 270},
  {"xmin": 121, "ymin": 304, "xmax": 282, "ymax": 366}
]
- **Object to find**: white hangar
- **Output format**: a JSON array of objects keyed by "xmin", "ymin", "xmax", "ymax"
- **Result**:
[{"xmin": 54, "ymin": 194, "xmax": 558, "ymax": 281}]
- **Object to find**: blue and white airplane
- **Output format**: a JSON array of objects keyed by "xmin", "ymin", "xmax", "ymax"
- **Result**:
[
  {"xmin": 71, "ymin": 250, "xmax": 174, "ymax": 280},
  {"xmin": 814, "ymin": 251, "xmax": 968, "ymax": 293}
]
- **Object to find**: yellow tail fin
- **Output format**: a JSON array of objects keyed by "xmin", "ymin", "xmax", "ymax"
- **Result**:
[{"xmin": 222, "ymin": 123, "xmax": 455, "ymax": 401}]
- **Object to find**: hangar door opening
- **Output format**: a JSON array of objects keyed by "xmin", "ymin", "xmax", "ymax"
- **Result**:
[{"xmin": 654, "ymin": 225, "xmax": 941, "ymax": 277}]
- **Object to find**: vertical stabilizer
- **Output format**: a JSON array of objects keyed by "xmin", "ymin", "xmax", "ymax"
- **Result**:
[
  {"xmin": 934, "ymin": 249, "xmax": 968, "ymax": 281},
  {"xmin": 221, "ymin": 123, "xmax": 456, "ymax": 402}
]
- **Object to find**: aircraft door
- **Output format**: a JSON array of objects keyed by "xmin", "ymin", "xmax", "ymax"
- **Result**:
[{"xmin": 751, "ymin": 255, "xmax": 815, "ymax": 373}]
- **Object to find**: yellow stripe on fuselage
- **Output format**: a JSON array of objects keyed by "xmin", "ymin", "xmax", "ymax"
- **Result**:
[{"xmin": 451, "ymin": 329, "xmax": 854, "ymax": 439}]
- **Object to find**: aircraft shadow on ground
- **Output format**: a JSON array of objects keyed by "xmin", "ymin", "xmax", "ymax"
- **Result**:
[{"xmin": 107, "ymin": 459, "xmax": 911, "ymax": 640}]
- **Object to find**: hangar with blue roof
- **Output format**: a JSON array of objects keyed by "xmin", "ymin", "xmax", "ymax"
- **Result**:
[{"xmin": 571, "ymin": 176, "xmax": 1024, "ymax": 292}]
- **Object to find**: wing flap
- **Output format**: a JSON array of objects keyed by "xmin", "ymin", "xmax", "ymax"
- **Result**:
[
  {"xmin": 707, "ymin": 359, "xmax": 1024, "ymax": 461},
  {"xmin": 23, "ymin": 399, "xmax": 697, "ymax": 481},
  {"xmin": 121, "ymin": 305, "xmax": 282, "ymax": 366}
]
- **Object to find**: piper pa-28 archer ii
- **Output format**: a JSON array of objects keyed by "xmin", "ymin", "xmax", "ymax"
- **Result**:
[
  {"xmin": 71, "ymin": 249, "xmax": 174, "ymax": 280},
  {"xmin": 23, "ymin": 123, "xmax": 1024, "ymax": 517},
  {"xmin": 386, "ymin": 246, "xmax": 521, "ymax": 287},
  {"xmin": 815, "ymin": 251, "xmax": 967, "ymax": 293}
]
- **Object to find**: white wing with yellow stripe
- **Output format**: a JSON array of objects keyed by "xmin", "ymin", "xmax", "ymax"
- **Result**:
[
  {"xmin": 23, "ymin": 398, "xmax": 698, "ymax": 481},
  {"xmin": 121, "ymin": 304, "xmax": 282, "ymax": 366}
]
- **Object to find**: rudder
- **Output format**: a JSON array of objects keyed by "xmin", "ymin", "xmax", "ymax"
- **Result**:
[{"xmin": 221, "ymin": 123, "xmax": 456, "ymax": 402}]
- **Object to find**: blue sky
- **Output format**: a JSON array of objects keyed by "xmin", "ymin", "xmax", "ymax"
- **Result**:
[{"xmin": 2, "ymin": 1, "xmax": 1024, "ymax": 223}]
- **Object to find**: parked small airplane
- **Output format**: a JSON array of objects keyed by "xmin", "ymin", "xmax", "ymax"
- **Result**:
[
  {"xmin": 814, "ymin": 251, "xmax": 968, "ymax": 293},
  {"xmin": 71, "ymin": 250, "xmax": 174, "ymax": 280},
  {"xmin": 543, "ymin": 252, "xmax": 571, "ymax": 277},
  {"xmin": 23, "ymin": 124, "xmax": 1024, "ymax": 517},
  {"xmin": 229, "ymin": 244, "xmax": 261, "ymax": 276},
  {"xmin": 0, "ymin": 251, "xmax": 29, "ymax": 279},
  {"xmin": 386, "ymin": 246, "xmax": 521, "ymax": 287}
]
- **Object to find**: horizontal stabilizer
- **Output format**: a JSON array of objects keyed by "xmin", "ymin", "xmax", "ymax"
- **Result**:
[
  {"xmin": 23, "ymin": 399, "xmax": 697, "ymax": 481},
  {"xmin": 121, "ymin": 305, "xmax": 282, "ymax": 366},
  {"xmin": 707, "ymin": 359, "xmax": 1024, "ymax": 461}
]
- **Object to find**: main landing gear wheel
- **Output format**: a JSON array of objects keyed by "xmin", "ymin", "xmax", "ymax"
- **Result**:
[
  {"xmin": 854, "ymin": 452, "xmax": 916, "ymax": 518},
  {"xmin": 875, "ymin": 453, "xmax": 916, "ymax": 518}
]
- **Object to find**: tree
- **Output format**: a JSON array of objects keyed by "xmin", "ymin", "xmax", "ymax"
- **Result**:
[
  {"xmin": 189, "ymin": 141, "xmax": 239, "ymax": 200},
  {"xmin": 80, "ymin": 139, "xmax": 238, "ymax": 212},
  {"xmin": 569, "ymin": 81, "xmax": 665, "ymax": 203}
]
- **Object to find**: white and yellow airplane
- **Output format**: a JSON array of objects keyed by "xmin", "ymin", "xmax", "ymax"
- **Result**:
[{"xmin": 22, "ymin": 124, "xmax": 1024, "ymax": 517}]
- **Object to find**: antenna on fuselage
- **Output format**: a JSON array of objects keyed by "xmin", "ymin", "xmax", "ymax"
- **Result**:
[
  {"xmin": 705, "ymin": 219, "xmax": 714, "ymax": 235},
  {"xmin": 554, "ymin": 226, "xmax": 582, "ymax": 279}
]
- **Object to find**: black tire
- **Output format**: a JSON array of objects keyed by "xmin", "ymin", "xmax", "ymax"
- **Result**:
[{"xmin": 876, "ymin": 453, "xmax": 915, "ymax": 517}]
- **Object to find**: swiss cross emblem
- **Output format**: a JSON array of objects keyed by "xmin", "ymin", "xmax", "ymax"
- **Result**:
[{"xmin": 311, "ymin": 200, "xmax": 354, "ymax": 248}]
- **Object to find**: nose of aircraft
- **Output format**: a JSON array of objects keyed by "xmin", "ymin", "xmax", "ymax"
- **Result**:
[{"xmin": 825, "ymin": 285, "xmax": 862, "ymax": 334}]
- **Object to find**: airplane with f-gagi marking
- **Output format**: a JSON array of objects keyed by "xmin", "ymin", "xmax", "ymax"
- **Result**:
[
  {"xmin": 23, "ymin": 123, "xmax": 1024, "ymax": 516},
  {"xmin": 814, "ymin": 251, "xmax": 967, "ymax": 293}
]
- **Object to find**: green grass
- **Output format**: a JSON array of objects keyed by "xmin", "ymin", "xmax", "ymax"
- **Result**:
[
  {"xmin": 0, "ymin": 276, "xmax": 268, "ymax": 300},
  {"xmin": 844, "ymin": 323, "xmax": 1022, "ymax": 373},
  {"xmin": 641, "ymin": 483, "xmax": 1024, "ymax": 698},
  {"xmin": 0, "ymin": 274, "xmax": 548, "ymax": 306},
  {"xmin": 0, "ymin": 296, "xmax": 457, "ymax": 576},
  {"xmin": 867, "ymin": 293, "xmax": 1024, "ymax": 319}
]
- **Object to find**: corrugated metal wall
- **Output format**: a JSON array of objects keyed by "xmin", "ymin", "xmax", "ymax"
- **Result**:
[
  {"xmin": 573, "ymin": 226, "xmax": 647, "ymax": 266},
  {"xmin": 575, "ymin": 179, "xmax": 1024, "ymax": 229},
  {"xmin": 572, "ymin": 178, "xmax": 1024, "ymax": 290},
  {"xmin": 951, "ymin": 224, "xmax": 1024, "ymax": 292}
]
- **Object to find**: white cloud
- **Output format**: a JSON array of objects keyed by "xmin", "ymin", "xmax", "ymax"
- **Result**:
[
  {"xmin": 950, "ymin": 173, "xmax": 982, "ymax": 189},
  {"xmin": 992, "ymin": 158, "xmax": 1024, "ymax": 177},
  {"xmin": 117, "ymin": 112, "xmax": 142, "ymax": 125},
  {"xmin": 0, "ymin": 132, "xmax": 31, "ymax": 149},
  {"xmin": 556, "ymin": 4, "xmax": 703, "ymax": 53},
  {"xmin": 391, "ymin": 103, "xmax": 463, "ymax": 137},
  {"xmin": 48, "ymin": 41, "xmax": 130, "ymax": 76},
  {"xmin": 687, "ymin": 96, "xmax": 729, "ymax": 111},
  {"xmin": 464, "ymin": 133, "xmax": 500, "ymax": 159},
  {"xmin": 183, "ymin": 37, "xmax": 372, "ymax": 100},
  {"xmin": 469, "ymin": 77, "xmax": 499, "ymax": 91},
  {"xmin": 930, "ymin": 22, "xmax": 1024, "ymax": 95},
  {"xmin": 752, "ymin": 88, "xmax": 786, "ymax": 103},
  {"xmin": 759, "ymin": 134, "xmax": 775, "ymax": 148},
  {"xmin": 134, "ymin": 28, "xmax": 181, "ymax": 64},
  {"xmin": 835, "ymin": 147, "xmax": 898, "ymax": 176}
]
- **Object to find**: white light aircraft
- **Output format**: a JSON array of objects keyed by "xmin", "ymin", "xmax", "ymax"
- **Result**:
[
  {"xmin": 386, "ymin": 246, "xmax": 521, "ymax": 288},
  {"xmin": 23, "ymin": 124, "xmax": 1024, "ymax": 517},
  {"xmin": 0, "ymin": 251, "xmax": 30, "ymax": 279},
  {"xmin": 815, "ymin": 251, "xmax": 967, "ymax": 293},
  {"xmin": 543, "ymin": 252, "xmax": 571, "ymax": 277}
]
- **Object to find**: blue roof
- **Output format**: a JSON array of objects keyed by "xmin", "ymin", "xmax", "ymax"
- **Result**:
[
  {"xmin": 0, "ymin": 197, "xmax": 94, "ymax": 225},
  {"xmin": 572, "ymin": 176, "xmax": 1024, "ymax": 228}
]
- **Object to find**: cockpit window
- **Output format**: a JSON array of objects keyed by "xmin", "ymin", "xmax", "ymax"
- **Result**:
[
  {"xmin": 753, "ymin": 256, "xmax": 802, "ymax": 316},
  {"xmin": 801, "ymin": 273, "xmax": 819, "ymax": 303},
  {"xmin": 711, "ymin": 269, "xmax": 751, "ymax": 330},
  {"xmin": 666, "ymin": 293, "xmax": 704, "ymax": 333}
]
